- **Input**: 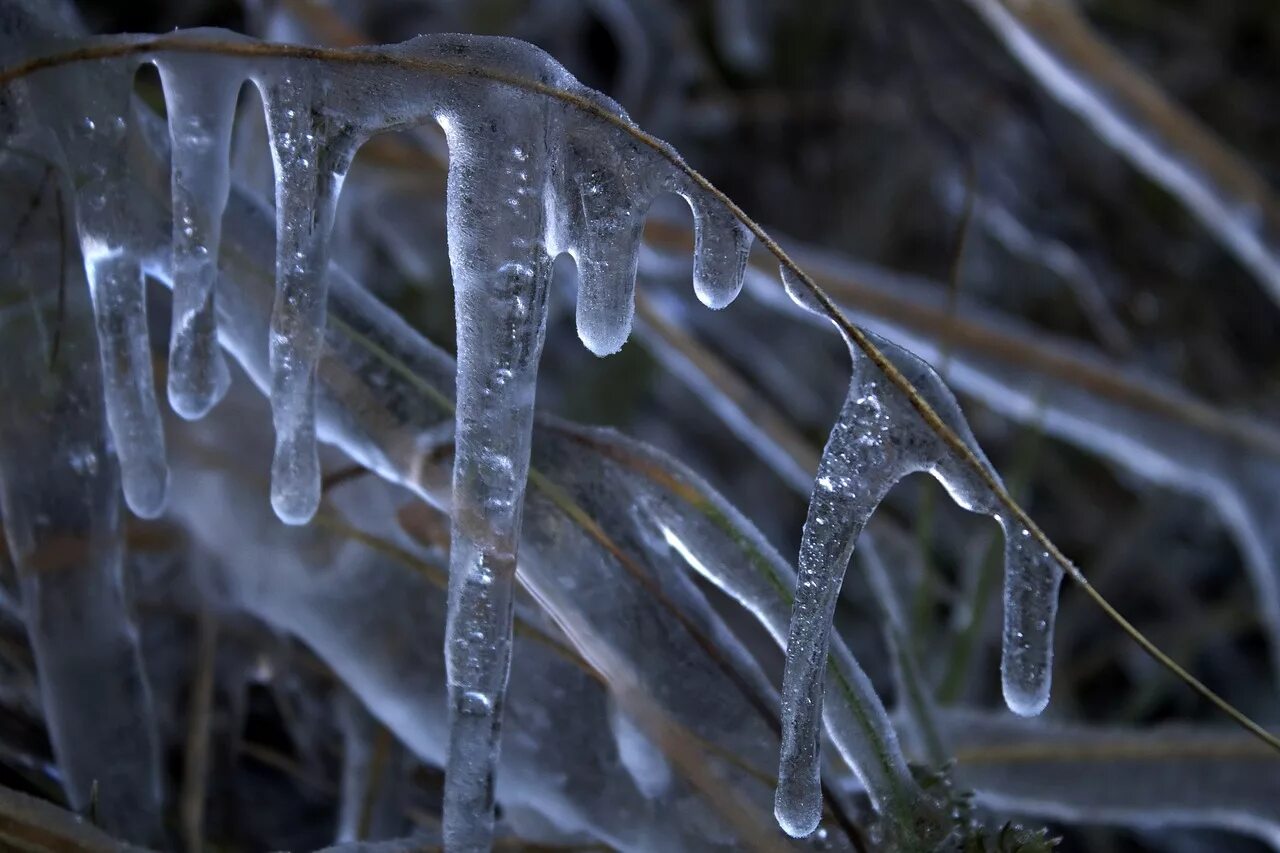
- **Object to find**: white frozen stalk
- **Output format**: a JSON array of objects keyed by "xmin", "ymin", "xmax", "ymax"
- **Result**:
[
  {"xmin": 961, "ymin": 0, "xmax": 1280, "ymax": 310},
  {"xmin": 774, "ymin": 266, "xmax": 1061, "ymax": 836},
  {"xmin": 259, "ymin": 70, "xmax": 360, "ymax": 524},
  {"xmin": 156, "ymin": 52, "xmax": 238, "ymax": 420}
]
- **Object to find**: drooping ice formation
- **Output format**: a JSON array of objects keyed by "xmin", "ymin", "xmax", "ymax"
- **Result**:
[
  {"xmin": 404, "ymin": 37, "xmax": 755, "ymax": 849},
  {"xmin": 20, "ymin": 52, "xmax": 170, "ymax": 518},
  {"xmin": 258, "ymin": 72, "xmax": 362, "ymax": 524},
  {"xmin": 774, "ymin": 267, "xmax": 1061, "ymax": 837},
  {"xmin": 998, "ymin": 519, "xmax": 1063, "ymax": 716},
  {"xmin": 15, "ymin": 28, "xmax": 755, "ymax": 844},
  {"xmin": 687, "ymin": 194, "xmax": 752, "ymax": 309},
  {"xmin": 156, "ymin": 50, "xmax": 238, "ymax": 420}
]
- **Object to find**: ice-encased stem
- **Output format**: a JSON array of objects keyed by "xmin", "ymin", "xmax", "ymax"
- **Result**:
[
  {"xmin": 157, "ymin": 55, "xmax": 238, "ymax": 420},
  {"xmin": 0, "ymin": 229, "xmax": 163, "ymax": 843},
  {"xmin": 260, "ymin": 74, "xmax": 358, "ymax": 524},
  {"xmin": 999, "ymin": 519, "xmax": 1064, "ymax": 716},
  {"xmin": 440, "ymin": 111, "xmax": 554, "ymax": 852}
]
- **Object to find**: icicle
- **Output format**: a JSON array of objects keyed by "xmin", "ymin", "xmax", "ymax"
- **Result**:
[
  {"xmin": 436, "ymin": 60, "xmax": 558, "ymax": 852},
  {"xmin": 258, "ymin": 71, "xmax": 360, "ymax": 524},
  {"xmin": 156, "ymin": 52, "xmax": 238, "ymax": 420},
  {"xmin": 683, "ymin": 190, "xmax": 752, "ymax": 309},
  {"xmin": 999, "ymin": 519, "xmax": 1064, "ymax": 716},
  {"xmin": 773, "ymin": 265, "xmax": 1060, "ymax": 836},
  {"xmin": 420, "ymin": 35, "xmax": 756, "ymax": 849},
  {"xmin": 558, "ymin": 122, "xmax": 660, "ymax": 355},
  {"xmin": 774, "ymin": 329, "xmax": 906, "ymax": 838},
  {"xmin": 565, "ymin": 189, "xmax": 647, "ymax": 355},
  {"xmin": 22, "ymin": 57, "xmax": 169, "ymax": 518}
]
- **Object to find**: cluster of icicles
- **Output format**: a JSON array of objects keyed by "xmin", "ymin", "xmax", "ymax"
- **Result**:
[{"xmin": 6, "ymin": 29, "xmax": 1062, "ymax": 847}]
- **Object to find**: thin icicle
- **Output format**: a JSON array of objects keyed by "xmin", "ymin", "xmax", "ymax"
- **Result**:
[
  {"xmin": 22, "ymin": 55, "xmax": 169, "ymax": 518},
  {"xmin": 612, "ymin": 433, "xmax": 948, "ymax": 847},
  {"xmin": 156, "ymin": 50, "xmax": 238, "ymax": 420},
  {"xmin": 999, "ymin": 520, "xmax": 1063, "ymax": 716},
  {"xmin": 774, "ymin": 265, "xmax": 1060, "ymax": 836},
  {"xmin": 258, "ymin": 71, "xmax": 360, "ymax": 524},
  {"xmin": 774, "ymin": 334, "xmax": 908, "ymax": 838}
]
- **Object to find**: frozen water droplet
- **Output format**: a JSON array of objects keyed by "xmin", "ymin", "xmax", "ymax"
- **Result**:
[{"xmin": 686, "ymin": 193, "xmax": 751, "ymax": 309}]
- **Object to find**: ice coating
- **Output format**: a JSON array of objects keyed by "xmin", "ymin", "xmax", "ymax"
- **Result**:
[
  {"xmin": 774, "ymin": 266, "xmax": 1060, "ymax": 836},
  {"xmin": 156, "ymin": 51, "xmax": 237, "ymax": 420},
  {"xmin": 12, "ymin": 30, "xmax": 759, "ymax": 847},
  {"xmin": 429, "ymin": 43, "xmax": 560, "ymax": 852},
  {"xmin": 1000, "ymin": 520, "xmax": 1064, "ymax": 716},
  {"xmin": 614, "ymin": 433, "xmax": 948, "ymax": 847},
  {"xmin": 774, "ymin": 327, "xmax": 912, "ymax": 838},
  {"xmin": 22, "ymin": 55, "xmax": 169, "ymax": 518}
]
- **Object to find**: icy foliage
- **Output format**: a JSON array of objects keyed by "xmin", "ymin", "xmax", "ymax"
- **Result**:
[
  {"xmin": 961, "ymin": 0, "xmax": 1280, "ymax": 309},
  {"xmin": 4, "ymin": 1, "xmax": 1277, "ymax": 849},
  {"xmin": 4, "ymin": 26, "xmax": 758, "ymax": 848}
]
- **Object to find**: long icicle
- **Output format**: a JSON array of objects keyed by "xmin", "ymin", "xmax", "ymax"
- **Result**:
[
  {"xmin": 259, "ymin": 71, "xmax": 360, "ymax": 524},
  {"xmin": 437, "ymin": 99, "xmax": 556, "ymax": 850},
  {"xmin": 22, "ymin": 55, "xmax": 169, "ymax": 518}
]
